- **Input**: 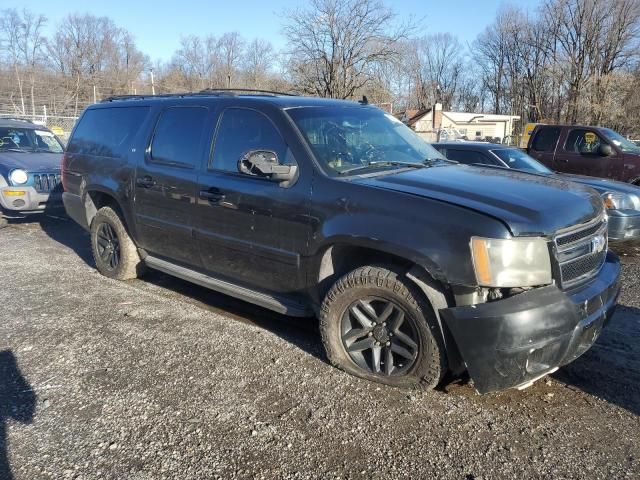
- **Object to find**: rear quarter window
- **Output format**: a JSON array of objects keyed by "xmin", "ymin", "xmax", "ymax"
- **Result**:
[
  {"xmin": 531, "ymin": 127, "xmax": 561, "ymax": 152},
  {"xmin": 68, "ymin": 106, "xmax": 150, "ymax": 157}
]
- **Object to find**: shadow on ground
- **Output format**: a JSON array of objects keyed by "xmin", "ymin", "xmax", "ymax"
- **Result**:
[
  {"xmin": 0, "ymin": 350, "xmax": 36, "ymax": 480},
  {"xmin": 14, "ymin": 213, "xmax": 640, "ymax": 415},
  {"xmin": 25, "ymin": 213, "xmax": 323, "ymax": 362}
]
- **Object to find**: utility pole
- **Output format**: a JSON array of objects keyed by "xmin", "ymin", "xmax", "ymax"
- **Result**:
[
  {"xmin": 93, "ymin": 85, "xmax": 97, "ymax": 103},
  {"xmin": 150, "ymin": 68, "xmax": 156, "ymax": 95}
]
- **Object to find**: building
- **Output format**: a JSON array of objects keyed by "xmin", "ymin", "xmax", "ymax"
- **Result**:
[{"xmin": 405, "ymin": 104, "xmax": 520, "ymax": 143}]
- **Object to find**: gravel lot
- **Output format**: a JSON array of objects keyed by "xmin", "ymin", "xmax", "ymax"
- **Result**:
[{"xmin": 0, "ymin": 215, "xmax": 639, "ymax": 479}]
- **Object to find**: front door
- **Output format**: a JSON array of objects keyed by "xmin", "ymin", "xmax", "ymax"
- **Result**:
[
  {"xmin": 134, "ymin": 105, "xmax": 211, "ymax": 266},
  {"xmin": 555, "ymin": 128, "xmax": 618, "ymax": 178},
  {"xmin": 194, "ymin": 106, "xmax": 311, "ymax": 293}
]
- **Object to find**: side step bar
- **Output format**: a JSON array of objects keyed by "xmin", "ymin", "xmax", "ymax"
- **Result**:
[{"xmin": 144, "ymin": 255, "xmax": 313, "ymax": 317}]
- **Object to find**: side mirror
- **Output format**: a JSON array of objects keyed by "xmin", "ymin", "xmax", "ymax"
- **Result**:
[
  {"xmin": 599, "ymin": 144, "xmax": 614, "ymax": 157},
  {"xmin": 238, "ymin": 150, "xmax": 298, "ymax": 184}
]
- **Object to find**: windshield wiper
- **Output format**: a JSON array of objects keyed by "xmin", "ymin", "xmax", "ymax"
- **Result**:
[
  {"xmin": 2, "ymin": 147, "xmax": 27, "ymax": 153},
  {"xmin": 423, "ymin": 157, "xmax": 456, "ymax": 166},
  {"xmin": 338, "ymin": 161, "xmax": 425, "ymax": 175}
]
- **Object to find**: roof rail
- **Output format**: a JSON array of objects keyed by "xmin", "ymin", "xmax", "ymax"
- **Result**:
[
  {"xmin": 198, "ymin": 88, "xmax": 296, "ymax": 97},
  {"xmin": 0, "ymin": 116, "xmax": 35, "ymax": 124},
  {"xmin": 101, "ymin": 88, "xmax": 297, "ymax": 103}
]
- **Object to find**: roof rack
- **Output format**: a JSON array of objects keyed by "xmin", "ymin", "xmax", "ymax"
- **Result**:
[
  {"xmin": 198, "ymin": 88, "xmax": 296, "ymax": 96},
  {"xmin": 0, "ymin": 116, "xmax": 35, "ymax": 124},
  {"xmin": 101, "ymin": 88, "xmax": 297, "ymax": 103}
]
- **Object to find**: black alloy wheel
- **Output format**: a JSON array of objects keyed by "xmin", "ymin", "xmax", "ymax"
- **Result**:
[
  {"xmin": 95, "ymin": 222, "xmax": 121, "ymax": 271},
  {"xmin": 340, "ymin": 297, "xmax": 420, "ymax": 376}
]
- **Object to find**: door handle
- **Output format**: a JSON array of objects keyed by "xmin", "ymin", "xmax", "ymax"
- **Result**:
[
  {"xmin": 136, "ymin": 176, "xmax": 156, "ymax": 188},
  {"xmin": 199, "ymin": 189, "xmax": 226, "ymax": 202},
  {"xmin": 557, "ymin": 158, "xmax": 569, "ymax": 163}
]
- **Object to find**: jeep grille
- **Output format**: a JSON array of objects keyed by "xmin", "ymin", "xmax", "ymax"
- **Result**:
[{"xmin": 33, "ymin": 173, "xmax": 62, "ymax": 193}]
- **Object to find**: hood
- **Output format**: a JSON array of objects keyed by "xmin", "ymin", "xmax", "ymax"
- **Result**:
[
  {"xmin": 0, "ymin": 151, "xmax": 62, "ymax": 173},
  {"xmin": 352, "ymin": 164, "xmax": 604, "ymax": 236},
  {"xmin": 558, "ymin": 172, "xmax": 640, "ymax": 196}
]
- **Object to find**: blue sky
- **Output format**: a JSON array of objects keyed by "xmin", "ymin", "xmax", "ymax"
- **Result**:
[{"xmin": 18, "ymin": 0, "xmax": 542, "ymax": 63}]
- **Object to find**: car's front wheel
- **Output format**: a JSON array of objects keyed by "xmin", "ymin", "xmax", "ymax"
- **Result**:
[
  {"xmin": 90, "ymin": 206, "xmax": 144, "ymax": 280},
  {"xmin": 319, "ymin": 266, "xmax": 446, "ymax": 389}
]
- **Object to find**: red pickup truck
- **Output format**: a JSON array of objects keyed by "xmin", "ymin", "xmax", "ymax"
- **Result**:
[{"xmin": 527, "ymin": 124, "xmax": 640, "ymax": 185}]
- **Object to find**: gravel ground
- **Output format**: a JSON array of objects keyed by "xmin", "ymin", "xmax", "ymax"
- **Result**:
[{"xmin": 0, "ymin": 216, "xmax": 639, "ymax": 480}]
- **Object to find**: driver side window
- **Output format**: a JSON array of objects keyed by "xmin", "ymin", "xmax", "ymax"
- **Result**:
[
  {"xmin": 565, "ymin": 129, "xmax": 603, "ymax": 154},
  {"xmin": 211, "ymin": 108, "xmax": 288, "ymax": 173}
]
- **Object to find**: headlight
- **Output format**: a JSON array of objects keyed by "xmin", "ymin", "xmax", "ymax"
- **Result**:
[
  {"xmin": 471, "ymin": 237, "xmax": 552, "ymax": 287},
  {"xmin": 602, "ymin": 192, "xmax": 640, "ymax": 211},
  {"xmin": 9, "ymin": 169, "xmax": 28, "ymax": 185}
]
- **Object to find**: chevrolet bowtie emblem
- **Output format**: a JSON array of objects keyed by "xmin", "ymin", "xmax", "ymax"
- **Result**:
[{"xmin": 591, "ymin": 234, "xmax": 606, "ymax": 253}]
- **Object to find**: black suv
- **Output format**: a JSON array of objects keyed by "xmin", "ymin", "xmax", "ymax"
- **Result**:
[{"xmin": 62, "ymin": 91, "xmax": 621, "ymax": 394}]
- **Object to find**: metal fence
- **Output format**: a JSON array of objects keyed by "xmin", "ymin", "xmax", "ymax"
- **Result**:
[{"xmin": 0, "ymin": 110, "xmax": 79, "ymax": 144}]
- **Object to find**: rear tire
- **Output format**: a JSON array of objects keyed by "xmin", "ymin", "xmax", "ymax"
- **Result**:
[
  {"xmin": 319, "ymin": 266, "xmax": 446, "ymax": 389},
  {"xmin": 90, "ymin": 206, "xmax": 144, "ymax": 280}
]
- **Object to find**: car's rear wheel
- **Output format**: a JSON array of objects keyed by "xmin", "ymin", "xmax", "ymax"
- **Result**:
[
  {"xmin": 90, "ymin": 206, "xmax": 144, "ymax": 280},
  {"xmin": 320, "ymin": 266, "xmax": 446, "ymax": 389}
]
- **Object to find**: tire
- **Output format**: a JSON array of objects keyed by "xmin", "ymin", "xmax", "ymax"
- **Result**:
[
  {"xmin": 90, "ymin": 206, "xmax": 144, "ymax": 280},
  {"xmin": 0, "ymin": 216, "xmax": 7, "ymax": 229},
  {"xmin": 319, "ymin": 266, "xmax": 447, "ymax": 389}
]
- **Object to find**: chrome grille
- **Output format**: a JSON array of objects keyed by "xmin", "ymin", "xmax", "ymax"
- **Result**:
[
  {"xmin": 33, "ymin": 173, "xmax": 62, "ymax": 193},
  {"xmin": 554, "ymin": 216, "xmax": 608, "ymax": 289}
]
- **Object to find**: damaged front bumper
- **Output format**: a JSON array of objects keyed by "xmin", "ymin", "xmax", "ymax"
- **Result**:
[
  {"xmin": 607, "ymin": 210, "xmax": 640, "ymax": 243},
  {"xmin": 440, "ymin": 251, "xmax": 621, "ymax": 394}
]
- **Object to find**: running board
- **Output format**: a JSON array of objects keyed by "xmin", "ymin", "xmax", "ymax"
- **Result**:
[{"xmin": 144, "ymin": 255, "xmax": 313, "ymax": 317}]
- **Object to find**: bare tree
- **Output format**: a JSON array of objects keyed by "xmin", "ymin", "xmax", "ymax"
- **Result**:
[
  {"xmin": 242, "ymin": 38, "xmax": 275, "ymax": 88},
  {"xmin": 0, "ymin": 8, "xmax": 47, "ymax": 115},
  {"xmin": 217, "ymin": 32, "xmax": 244, "ymax": 88},
  {"xmin": 282, "ymin": 0, "xmax": 410, "ymax": 98},
  {"xmin": 406, "ymin": 33, "xmax": 463, "ymax": 109},
  {"xmin": 46, "ymin": 13, "xmax": 147, "ymax": 114}
]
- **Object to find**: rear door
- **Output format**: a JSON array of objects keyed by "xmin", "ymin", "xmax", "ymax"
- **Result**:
[
  {"xmin": 528, "ymin": 126, "xmax": 561, "ymax": 169},
  {"xmin": 134, "ymin": 105, "xmax": 212, "ymax": 266},
  {"xmin": 193, "ymin": 105, "xmax": 312, "ymax": 293},
  {"xmin": 555, "ymin": 128, "xmax": 618, "ymax": 177}
]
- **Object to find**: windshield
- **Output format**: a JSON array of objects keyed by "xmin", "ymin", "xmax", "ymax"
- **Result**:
[
  {"xmin": 491, "ymin": 148, "xmax": 552, "ymax": 174},
  {"xmin": 601, "ymin": 128, "xmax": 640, "ymax": 153},
  {"xmin": 0, "ymin": 127, "xmax": 64, "ymax": 153},
  {"xmin": 287, "ymin": 106, "xmax": 448, "ymax": 176}
]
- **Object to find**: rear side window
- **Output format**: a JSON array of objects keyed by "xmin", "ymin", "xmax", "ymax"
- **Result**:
[
  {"xmin": 150, "ymin": 106, "xmax": 208, "ymax": 168},
  {"xmin": 68, "ymin": 107, "xmax": 149, "ymax": 157},
  {"xmin": 211, "ymin": 108, "xmax": 287, "ymax": 173},
  {"xmin": 443, "ymin": 149, "xmax": 493, "ymax": 165},
  {"xmin": 531, "ymin": 127, "xmax": 560, "ymax": 152}
]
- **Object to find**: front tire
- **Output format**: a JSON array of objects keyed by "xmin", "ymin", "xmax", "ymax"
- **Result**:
[
  {"xmin": 90, "ymin": 206, "xmax": 144, "ymax": 280},
  {"xmin": 319, "ymin": 266, "xmax": 446, "ymax": 389}
]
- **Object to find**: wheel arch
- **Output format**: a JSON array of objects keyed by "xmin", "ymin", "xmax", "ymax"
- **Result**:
[
  {"xmin": 312, "ymin": 241, "xmax": 465, "ymax": 374},
  {"xmin": 84, "ymin": 186, "xmax": 133, "ymax": 233}
]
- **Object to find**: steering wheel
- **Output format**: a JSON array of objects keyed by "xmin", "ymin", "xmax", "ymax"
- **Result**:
[
  {"xmin": 359, "ymin": 142, "xmax": 379, "ymax": 163},
  {"xmin": 1, "ymin": 136, "xmax": 20, "ymax": 148}
]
